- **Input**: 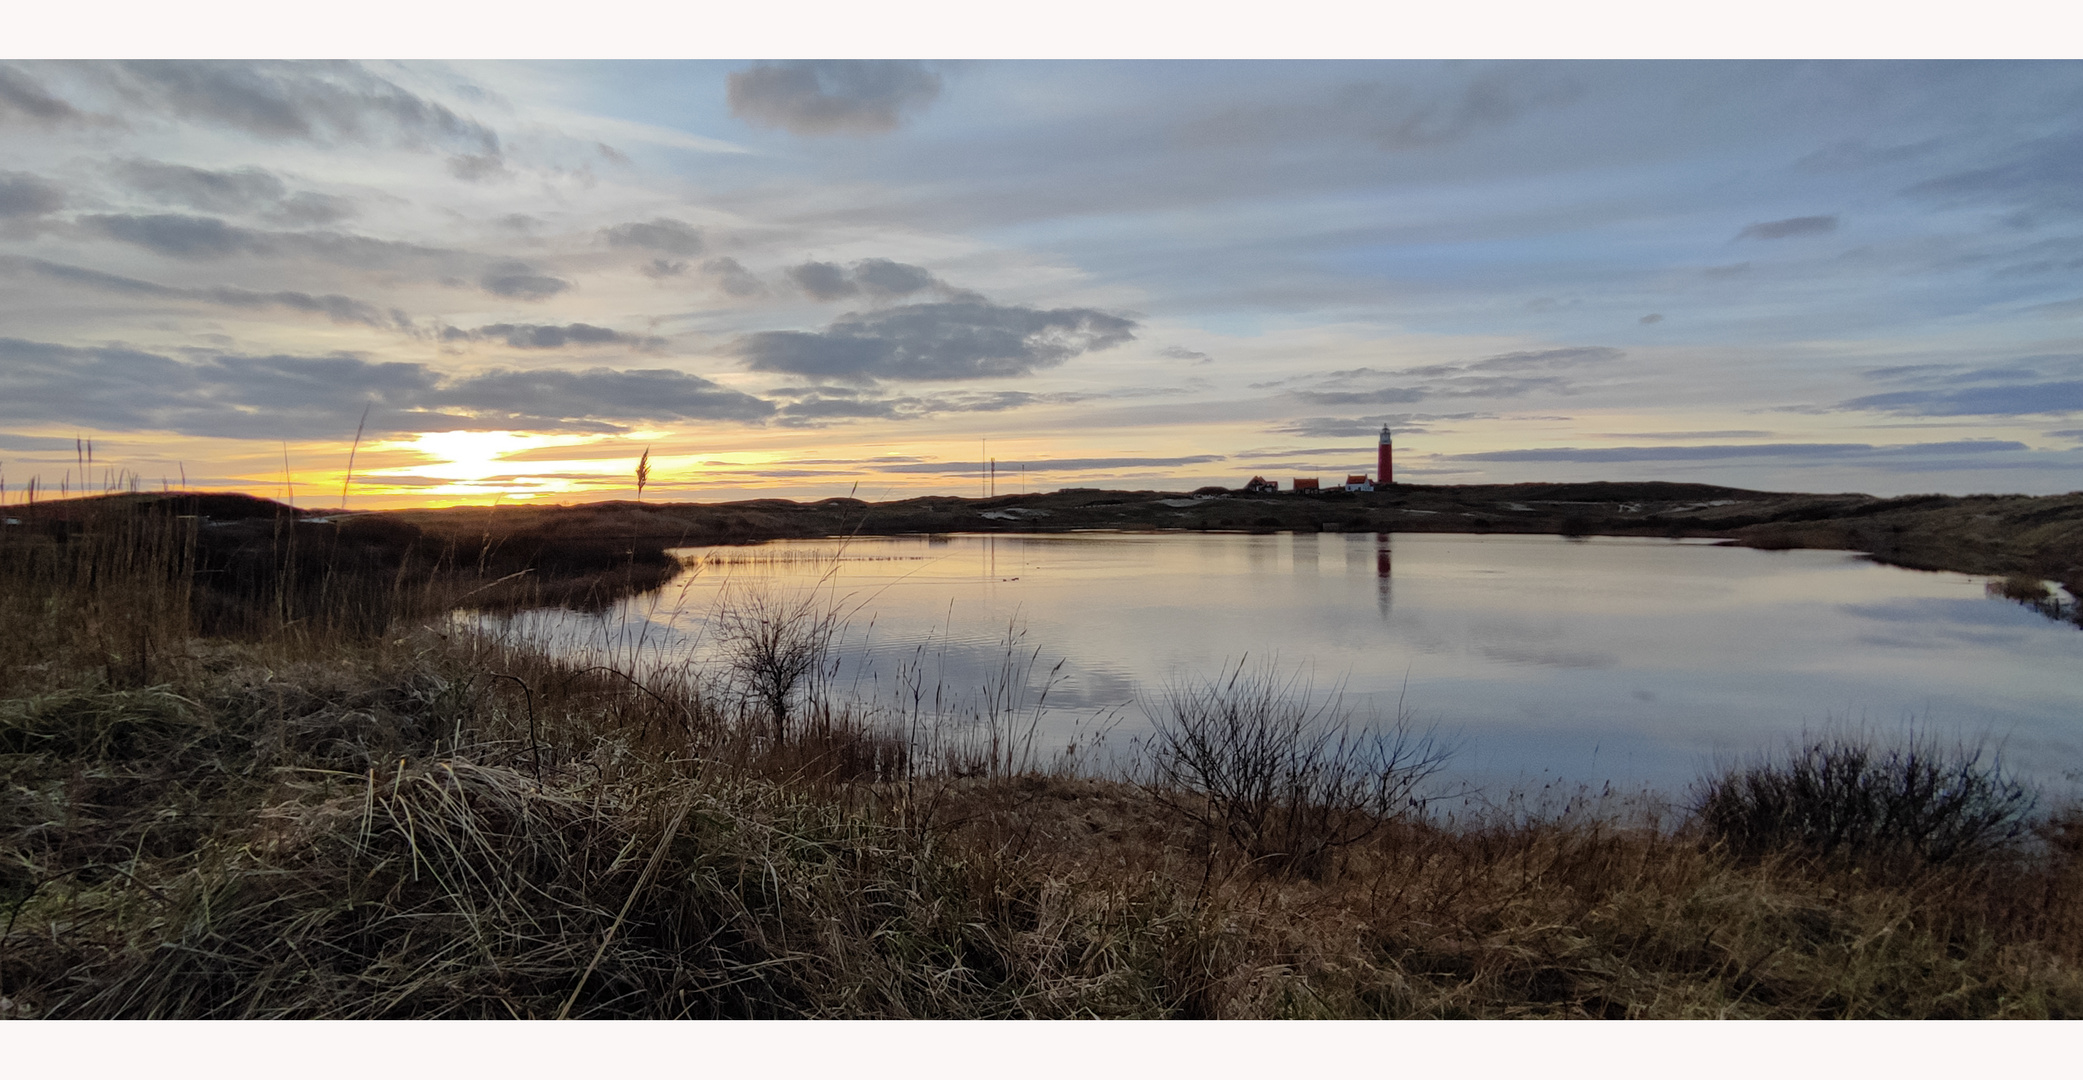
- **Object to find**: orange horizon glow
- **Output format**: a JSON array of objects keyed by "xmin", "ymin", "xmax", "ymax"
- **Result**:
[{"xmin": 3, "ymin": 400, "xmax": 2069, "ymax": 513}]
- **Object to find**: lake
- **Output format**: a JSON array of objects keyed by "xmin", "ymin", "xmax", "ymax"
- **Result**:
[{"xmin": 488, "ymin": 531, "xmax": 2083, "ymax": 796}]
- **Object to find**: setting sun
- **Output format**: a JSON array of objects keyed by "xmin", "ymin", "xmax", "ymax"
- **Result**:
[{"xmin": 357, "ymin": 431, "xmax": 607, "ymax": 501}]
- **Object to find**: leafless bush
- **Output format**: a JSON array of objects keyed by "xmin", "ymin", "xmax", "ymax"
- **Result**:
[
  {"xmin": 1694, "ymin": 731, "xmax": 2037, "ymax": 868},
  {"xmin": 1144, "ymin": 661, "xmax": 1450, "ymax": 878},
  {"xmin": 715, "ymin": 586, "xmax": 840, "ymax": 742}
]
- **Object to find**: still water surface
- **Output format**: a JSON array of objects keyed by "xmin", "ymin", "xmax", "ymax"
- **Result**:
[{"xmin": 498, "ymin": 532, "xmax": 2083, "ymax": 794}]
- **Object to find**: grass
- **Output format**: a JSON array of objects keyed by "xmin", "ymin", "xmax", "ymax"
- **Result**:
[{"xmin": 3, "ymin": 495, "xmax": 2082, "ymax": 1018}]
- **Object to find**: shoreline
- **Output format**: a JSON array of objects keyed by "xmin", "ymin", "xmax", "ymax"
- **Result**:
[
  {"xmin": 9, "ymin": 481, "xmax": 2080, "ymax": 613},
  {"xmin": 379, "ymin": 480, "xmax": 2083, "ymax": 602}
]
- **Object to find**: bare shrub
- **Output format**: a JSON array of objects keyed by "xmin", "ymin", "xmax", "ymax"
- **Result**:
[
  {"xmin": 715, "ymin": 586, "xmax": 840, "ymax": 742},
  {"xmin": 1143, "ymin": 661, "xmax": 1449, "ymax": 878},
  {"xmin": 1693, "ymin": 732, "xmax": 2037, "ymax": 867}
]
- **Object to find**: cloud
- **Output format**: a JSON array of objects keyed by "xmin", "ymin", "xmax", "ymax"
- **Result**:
[
  {"xmin": 480, "ymin": 259, "xmax": 571, "ymax": 300},
  {"xmin": 787, "ymin": 260, "xmax": 855, "ymax": 300},
  {"xmin": 433, "ymin": 367, "xmax": 773, "ymax": 428},
  {"xmin": 1292, "ymin": 346, "xmax": 1621, "ymax": 406},
  {"xmin": 1736, "ymin": 215, "xmax": 1839, "ymax": 240},
  {"xmin": 204, "ymin": 289, "xmax": 391, "ymax": 325},
  {"xmin": 4, "ymin": 255, "xmax": 191, "ymax": 296},
  {"xmin": 1797, "ymin": 137, "xmax": 1938, "ymax": 174},
  {"xmin": 1293, "ymin": 387, "xmax": 1433, "ymax": 406},
  {"xmin": 110, "ymin": 61, "xmax": 503, "ymax": 165},
  {"xmin": 702, "ymin": 257, "xmax": 764, "ymax": 297},
  {"xmin": 271, "ymin": 191, "xmax": 356, "ymax": 226},
  {"xmin": 1236, "ymin": 446, "xmax": 1372, "ymax": 460},
  {"xmin": 1274, "ymin": 417, "xmax": 1404, "ymax": 438},
  {"xmin": 2024, "ymin": 297, "xmax": 2083, "ymax": 318},
  {"xmin": 727, "ymin": 60, "xmax": 942, "ymax": 136},
  {"xmin": 736, "ymin": 299, "xmax": 1138, "ymax": 382},
  {"xmin": 1454, "ymin": 440, "xmax": 2028, "ymax": 464},
  {"xmin": 1180, "ymin": 66, "xmax": 1578, "ymax": 153},
  {"xmin": 82, "ymin": 213, "xmax": 258, "ymax": 258},
  {"xmin": 770, "ymin": 387, "xmax": 1068, "ymax": 426},
  {"xmin": 0, "ymin": 433, "xmax": 85, "ymax": 453},
  {"xmin": 919, "ymin": 389, "xmax": 1054, "ymax": 413},
  {"xmin": 108, "ymin": 159, "xmax": 360, "ymax": 225},
  {"xmin": 786, "ymin": 257, "xmax": 949, "ymax": 302},
  {"xmin": 1270, "ymin": 411, "xmax": 1490, "ymax": 439},
  {"xmin": 0, "ymin": 171, "xmax": 64, "ymax": 218},
  {"xmin": 266, "ymin": 229, "xmax": 452, "ymax": 270},
  {"xmin": 1596, "ymin": 429, "xmax": 1773, "ymax": 440},
  {"xmin": 1398, "ymin": 346, "xmax": 1622, "ymax": 376},
  {"xmin": 114, "ymin": 160, "xmax": 283, "ymax": 211},
  {"xmin": 80, "ymin": 212, "xmax": 451, "ymax": 270},
  {"xmin": 445, "ymin": 153, "xmax": 508, "ymax": 182},
  {"xmin": 0, "ymin": 336, "xmax": 770, "ymax": 439},
  {"xmin": 1905, "ymin": 131, "xmax": 2083, "ymax": 217},
  {"xmin": 0, "ymin": 337, "xmax": 430, "ymax": 439},
  {"xmin": 0, "ymin": 65, "xmax": 84, "ymax": 126},
  {"xmin": 640, "ymin": 258, "xmax": 688, "ymax": 279},
  {"xmin": 459, "ymin": 323, "xmax": 663, "ymax": 350},
  {"xmin": 853, "ymin": 257, "xmax": 940, "ymax": 298},
  {"xmin": 872, "ymin": 455, "xmax": 1225, "ymax": 474},
  {"xmin": 1839, "ymin": 382, "xmax": 2083, "ymax": 417},
  {"xmin": 603, "ymin": 217, "xmax": 704, "ymax": 256},
  {"xmin": 778, "ymin": 396, "xmax": 908, "ymax": 422},
  {"xmin": 1161, "ymin": 346, "xmax": 1213, "ymax": 363},
  {"xmin": 1639, "ymin": 313, "xmax": 1663, "ymax": 324}
]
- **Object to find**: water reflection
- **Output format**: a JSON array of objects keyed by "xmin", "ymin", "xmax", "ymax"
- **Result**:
[
  {"xmin": 1375, "ymin": 535, "xmax": 1392, "ymax": 618},
  {"xmin": 491, "ymin": 532, "xmax": 2083, "ymax": 793}
]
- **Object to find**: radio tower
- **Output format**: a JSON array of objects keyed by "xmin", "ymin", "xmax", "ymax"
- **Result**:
[{"xmin": 1378, "ymin": 423, "xmax": 1393, "ymax": 486}]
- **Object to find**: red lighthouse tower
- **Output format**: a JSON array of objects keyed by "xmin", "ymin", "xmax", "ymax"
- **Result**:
[{"xmin": 1377, "ymin": 423, "xmax": 1393, "ymax": 486}]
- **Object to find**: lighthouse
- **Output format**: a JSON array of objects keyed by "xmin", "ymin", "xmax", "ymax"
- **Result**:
[{"xmin": 1378, "ymin": 423, "xmax": 1393, "ymax": 486}]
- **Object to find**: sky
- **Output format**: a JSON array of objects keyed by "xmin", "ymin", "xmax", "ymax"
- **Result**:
[{"xmin": 4, "ymin": 58, "xmax": 2083, "ymax": 507}]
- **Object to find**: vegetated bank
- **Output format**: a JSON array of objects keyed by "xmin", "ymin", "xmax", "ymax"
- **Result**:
[{"xmin": 4, "ymin": 493, "xmax": 2082, "ymax": 1018}]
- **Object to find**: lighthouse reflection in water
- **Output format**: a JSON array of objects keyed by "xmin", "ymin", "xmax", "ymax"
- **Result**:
[{"xmin": 499, "ymin": 531, "xmax": 2083, "ymax": 793}]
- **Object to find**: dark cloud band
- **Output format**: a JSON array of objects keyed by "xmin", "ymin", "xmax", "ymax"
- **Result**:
[
  {"xmin": 1840, "ymin": 382, "xmax": 2083, "ymax": 417},
  {"xmin": 0, "ymin": 337, "xmax": 771, "ymax": 439},
  {"xmin": 737, "ymin": 299, "xmax": 1137, "ymax": 382},
  {"xmin": 727, "ymin": 60, "xmax": 942, "ymax": 136},
  {"xmin": 786, "ymin": 257, "xmax": 948, "ymax": 302},
  {"xmin": 604, "ymin": 218, "xmax": 704, "ymax": 256},
  {"xmin": 0, "ymin": 172, "xmax": 65, "ymax": 218},
  {"xmin": 1736, "ymin": 215, "xmax": 1839, "ymax": 241},
  {"xmin": 3, "ymin": 256, "xmax": 402, "ymax": 327},
  {"xmin": 873, "ymin": 455, "xmax": 1226, "ymax": 474},
  {"xmin": 1455, "ymin": 440, "xmax": 2028, "ymax": 463},
  {"xmin": 448, "ymin": 323, "xmax": 662, "ymax": 350}
]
